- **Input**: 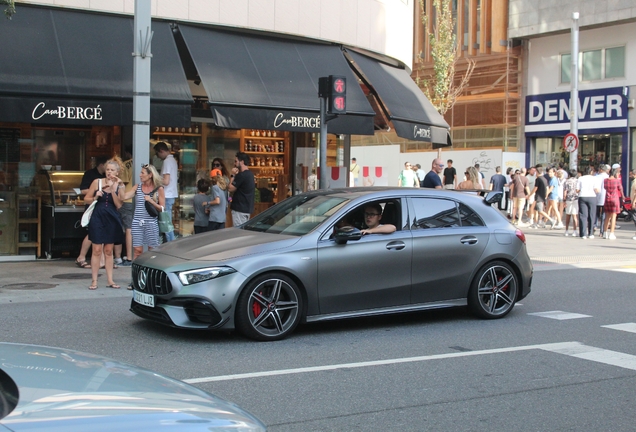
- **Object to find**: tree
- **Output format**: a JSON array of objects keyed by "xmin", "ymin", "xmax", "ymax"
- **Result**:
[
  {"xmin": 1, "ymin": 0, "xmax": 16, "ymax": 19},
  {"xmin": 416, "ymin": 0, "xmax": 474, "ymax": 115}
]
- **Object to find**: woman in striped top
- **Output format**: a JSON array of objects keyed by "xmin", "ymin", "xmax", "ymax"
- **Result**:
[{"xmin": 122, "ymin": 164, "xmax": 165, "ymax": 263}]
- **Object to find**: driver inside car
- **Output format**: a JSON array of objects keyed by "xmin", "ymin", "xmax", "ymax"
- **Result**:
[{"xmin": 360, "ymin": 203, "xmax": 396, "ymax": 235}]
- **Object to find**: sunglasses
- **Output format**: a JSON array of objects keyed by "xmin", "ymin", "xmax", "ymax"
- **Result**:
[
  {"xmin": 141, "ymin": 163, "xmax": 149, "ymax": 168},
  {"xmin": 212, "ymin": 163, "xmax": 221, "ymax": 167},
  {"xmin": 364, "ymin": 212, "xmax": 380, "ymax": 217}
]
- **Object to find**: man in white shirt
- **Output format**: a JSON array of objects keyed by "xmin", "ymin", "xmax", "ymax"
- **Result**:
[
  {"xmin": 154, "ymin": 141, "xmax": 178, "ymax": 242},
  {"xmin": 415, "ymin": 164, "xmax": 426, "ymax": 187},
  {"xmin": 595, "ymin": 164, "xmax": 609, "ymax": 237}
]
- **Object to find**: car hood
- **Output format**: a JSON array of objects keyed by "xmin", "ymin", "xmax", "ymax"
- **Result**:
[
  {"xmin": 150, "ymin": 228, "xmax": 301, "ymax": 261},
  {"xmin": 0, "ymin": 343, "xmax": 266, "ymax": 431}
]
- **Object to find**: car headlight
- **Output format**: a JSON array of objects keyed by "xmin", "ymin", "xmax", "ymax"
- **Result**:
[{"xmin": 177, "ymin": 267, "xmax": 236, "ymax": 286}]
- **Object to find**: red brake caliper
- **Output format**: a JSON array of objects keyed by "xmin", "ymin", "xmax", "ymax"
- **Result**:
[{"xmin": 252, "ymin": 291, "xmax": 263, "ymax": 317}]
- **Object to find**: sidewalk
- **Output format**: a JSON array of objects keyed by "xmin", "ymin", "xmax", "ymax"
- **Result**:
[{"xmin": 1, "ymin": 224, "xmax": 635, "ymax": 304}]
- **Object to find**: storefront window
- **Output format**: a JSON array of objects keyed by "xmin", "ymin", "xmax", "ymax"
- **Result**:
[
  {"xmin": 33, "ymin": 129, "xmax": 88, "ymax": 171},
  {"xmin": 534, "ymin": 134, "xmax": 623, "ymax": 173},
  {"xmin": 151, "ymin": 123, "xmax": 292, "ymax": 236}
]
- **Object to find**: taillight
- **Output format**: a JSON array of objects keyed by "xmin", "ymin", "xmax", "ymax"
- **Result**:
[{"xmin": 515, "ymin": 228, "xmax": 526, "ymax": 244}]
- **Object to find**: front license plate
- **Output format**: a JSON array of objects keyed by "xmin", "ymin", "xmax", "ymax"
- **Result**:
[{"xmin": 133, "ymin": 290, "xmax": 155, "ymax": 308}]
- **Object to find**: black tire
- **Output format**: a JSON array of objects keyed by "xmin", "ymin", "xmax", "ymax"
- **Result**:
[
  {"xmin": 467, "ymin": 261, "xmax": 518, "ymax": 319},
  {"xmin": 235, "ymin": 273, "xmax": 302, "ymax": 341}
]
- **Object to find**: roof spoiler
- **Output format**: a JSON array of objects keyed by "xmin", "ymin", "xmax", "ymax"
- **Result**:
[{"xmin": 483, "ymin": 191, "xmax": 503, "ymax": 206}]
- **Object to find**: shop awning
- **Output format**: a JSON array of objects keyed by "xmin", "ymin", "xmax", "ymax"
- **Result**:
[
  {"xmin": 176, "ymin": 24, "xmax": 376, "ymax": 135},
  {"xmin": 345, "ymin": 50, "xmax": 452, "ymax": 148},
  {"xmin": 0, "ymin": 5, "xmax": 192, "ymax": 126}
]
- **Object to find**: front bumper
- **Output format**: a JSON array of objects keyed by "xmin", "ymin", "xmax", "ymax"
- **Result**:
[{"xmin": 129, "ymin": 257, "xmax": 248, "ymax": 331}]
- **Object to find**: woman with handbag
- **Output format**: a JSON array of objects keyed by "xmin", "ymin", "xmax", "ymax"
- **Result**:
[
  {"xmin": 122, "ymin": 165, "xmax": 165, "ymax": 277},
  {"xmin": 85, "ymin": 157, "xmax": 125, "ymax": 290}
]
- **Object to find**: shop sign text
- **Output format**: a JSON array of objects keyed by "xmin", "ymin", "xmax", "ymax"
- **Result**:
[
  {"xmin": 32, "ymin": 102, "xmax": 103, "ymax": 121},
  {"xmin": 274, "ymin": 112, "xmax": 320, "ymax": 130},
  {"xmin": 525, "ymin": 86, "xmax": 627, "ymax": 134},
  {"xmin": 413, "ymin": 125, "xmax": 431, "ymax": 139}
]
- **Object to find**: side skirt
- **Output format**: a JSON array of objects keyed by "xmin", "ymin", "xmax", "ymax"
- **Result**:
[{"xmin": 306, "ymin": 299, "xmax": 468, "ymax": 323}]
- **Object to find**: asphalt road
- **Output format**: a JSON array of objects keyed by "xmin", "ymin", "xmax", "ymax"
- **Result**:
[{"xmin": 2, "ymin": 262, "xmax": 636, "ymax": 431}]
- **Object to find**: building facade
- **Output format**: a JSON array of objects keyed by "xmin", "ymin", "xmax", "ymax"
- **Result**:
[
  {"xmin": 509, "ymin": 0, "xmax": 636, "ymax": 180},
  {"xmin": 409, "ymin": 0, "xmax": 635, "ymax": 189},
  {"xmin": 0, "ymin": 0, "xmax": 449, "ymax": 260}
]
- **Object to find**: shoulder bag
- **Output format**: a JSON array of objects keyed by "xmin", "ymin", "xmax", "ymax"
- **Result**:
[
  {"xmin": 80, "ymin": 179, "xmax": 101, "ymax": 227},
  {"xmin": 144, "ymin": 187, "xmax": 160, "ymax": 218}
]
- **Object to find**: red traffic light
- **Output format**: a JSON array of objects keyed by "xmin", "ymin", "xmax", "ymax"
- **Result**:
[
  {"xmin": 333, "ymin": 78, "xmax": 346, "ymax": 94},
  {"xmin": 328, "ymin": 75, "xmax": 346, "ymax": 114}
]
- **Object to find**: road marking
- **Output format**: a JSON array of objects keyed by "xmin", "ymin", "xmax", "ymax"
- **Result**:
[
  {"xmin": 527, "ymin": 310, "xmax": 592, "ymax": 320},
  {"xmin": 607, "ymin": 268, "xmax": 636, "ymax": 274},
  {"xmin": 602, "ymin": 323, "xmax": 636, "ymax": 334},
  {"xmin": 541, "ymin": 343, "xmax": 636, "ymax": 371},
  {"xmin": 184, "ymin": 341, "xmax": 636, "ymax": 384}
]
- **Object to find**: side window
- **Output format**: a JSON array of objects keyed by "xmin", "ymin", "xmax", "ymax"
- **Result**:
[
  {"xmin": 410, "ymin": 198, "xmax": 459, "ymax": 229},
  {"xmin": 458, "ymin": 203, "xmax": 485, "ymax": 227}
]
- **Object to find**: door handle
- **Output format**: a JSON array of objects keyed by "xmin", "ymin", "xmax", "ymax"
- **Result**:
[
  {"xmin": 386, "ymin": 241, "xmax": 405, "ymax": 250},
  {"xmin": 460, "ymin": 236, "xmax": 478, "ymax": 245}
]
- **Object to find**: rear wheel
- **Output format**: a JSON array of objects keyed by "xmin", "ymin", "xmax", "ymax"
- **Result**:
[
  {"xmin": 467, "ymin": 261, "xmax": 518, "ymax": 319},
  {"xmin": 235, "ymin": 273, "xmax": 302, "ymax": 341}
]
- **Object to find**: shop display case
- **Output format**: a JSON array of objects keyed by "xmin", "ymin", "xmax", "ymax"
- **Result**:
[
  {"xmin": 35, "ymin": 170, "xmax": 86, "ymax": 258},
  {"xmin": 240, "ymin": 129, "xmax": 291, "ymax": 206}
]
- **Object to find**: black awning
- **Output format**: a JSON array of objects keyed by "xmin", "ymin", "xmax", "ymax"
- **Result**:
[
  {"xmin": 0, "ymin": 5, "xmax": 192, "ymax": 126},
  {"xmin": 345, "ymin": 50, "xmax": 451, "ymax": 147},
  {"xmin": 177, "ymin": 24, "xmax": 376, "ymax": 135}
]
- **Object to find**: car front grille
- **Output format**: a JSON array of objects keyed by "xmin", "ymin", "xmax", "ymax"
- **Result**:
[{"xmin": 131, "ymin": 263, "xmax": 172, "ymax": 295}]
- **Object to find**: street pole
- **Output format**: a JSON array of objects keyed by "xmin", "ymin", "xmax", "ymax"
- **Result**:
[
  {"xmin": 132, "ymin": 0, "xmax": 153, "ymax": 182},
  {"xmin": 569, "ymin": 12, "xmax": 579, "ymax": 171},
  {"xmin": 319, "ymin": 97, "xmax": 328, "ymax": 189}
]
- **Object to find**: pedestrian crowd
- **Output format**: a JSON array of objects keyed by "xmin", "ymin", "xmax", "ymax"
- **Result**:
[
  {"xmin": 396, "ymin": 158, "xmax": 635, "ymax": 241},
  {"xmin": 76, "ymin": 145, "xmax": 256, "ymax": 290},
  {"xmin": 503, "ymin": 162, "xmax": 632, "ymax": 241}
]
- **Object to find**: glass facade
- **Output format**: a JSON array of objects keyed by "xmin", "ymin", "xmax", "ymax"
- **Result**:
[{"xmin": 531, "ymin": 134, "xmax": 623, "ymax": 172}]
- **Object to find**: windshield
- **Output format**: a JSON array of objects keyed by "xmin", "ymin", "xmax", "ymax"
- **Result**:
[{"xmin": 243, "ymin": 194, "xmax": 349, "ymax": 236}]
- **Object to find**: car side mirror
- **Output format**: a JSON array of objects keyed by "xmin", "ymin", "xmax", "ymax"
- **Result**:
[
  {"xmin": 334, "ymin": 226, "xmax": 362, "ymax": 244},
  {"xmin": 484, "ymin": 191, "xmax": 503, "ymax": 206}
]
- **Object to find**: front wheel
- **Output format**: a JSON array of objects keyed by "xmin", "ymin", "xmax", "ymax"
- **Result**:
[
  {"xmin": 467, "ymin": 261, "xmax": 518, "ymax": 319},
  {"xmin": 235, "ymin": 273, "xmax": 303, "ymax": 341}
]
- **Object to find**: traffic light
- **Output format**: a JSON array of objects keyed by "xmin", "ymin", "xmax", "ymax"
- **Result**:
[
  {"xmin": 320, "ymin": 75, "xmax": 347, "ymax": 115},
  {"xmin": 328, "ymin": 75, "xmax": 346, "ymax": 115}
]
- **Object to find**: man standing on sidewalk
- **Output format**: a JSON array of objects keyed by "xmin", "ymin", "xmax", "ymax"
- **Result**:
[
  {"xmin": 526, "ymin": 166, "xmax": 538, "ymax": 226},
  {"xmin": 489, "ymin": 166, "xmax": 507, "ymax": 211},
  {"xmin": 443, "ymin": 159, "xmax": 457, "ymax": 189},
  {"xmin": 350, "ymin": 158, "xmax": 360, "ymax": 187},
  {"xmin": 422, "ymin": 158, "xmax": 444, "ymax": 189},
  {"xmin": 595, "ymin": 164, "xmax": 609, "ymax": 237},
  {"xmin": 511, "ymin": 168, "xmax": 529, "ymax": 226},
  {"xmin": 229, "ymin": 151, "xmax": 255, "ymax": 227},
  {"xmin": 154, "ymin": 141, "xmax": 178, "ymax": 242},
  {"xmin": 531, "ymin": 166, "xmax": 556, "ymax": 229}
]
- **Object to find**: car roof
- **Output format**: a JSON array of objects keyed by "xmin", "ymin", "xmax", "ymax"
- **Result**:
[{"xmin": 302, "ymin": 187, "xmax": 489, "ymax": 204}]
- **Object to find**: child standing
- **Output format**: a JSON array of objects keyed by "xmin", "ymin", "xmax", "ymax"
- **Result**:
[
  {"xmin": 207, "ymin": 175, "xmax": 228, "ymax": 231},
  {"xmin": 193, "ymin": 179, "xmax": 210, "ymax": 234}
]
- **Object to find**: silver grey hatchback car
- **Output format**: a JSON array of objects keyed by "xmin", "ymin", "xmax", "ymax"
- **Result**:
[
  {"xmin": 0, "ymin": 343, "xmax": 266, "ymax": 431},
  {"xmin": 130, "ymin": 188, "xmax": 532, "ymax": 341}
]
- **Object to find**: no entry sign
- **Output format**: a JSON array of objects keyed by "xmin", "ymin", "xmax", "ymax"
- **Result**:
[{"xmin": 563, "ymin": 133, "xmax": 579, "ymax": 153}]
